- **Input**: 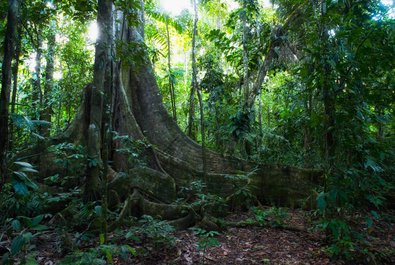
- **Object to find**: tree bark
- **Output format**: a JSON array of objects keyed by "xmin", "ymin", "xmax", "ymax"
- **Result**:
[
  {"xmin": 303, "ymin": 88, "xmax": 312, "ymax": 166},
  {"xmin": 9, "ymin": 29, "xmax": 21, "ymax": 149},
  {"xmin": 0, "ymin": 0, "xmax": 20, "ymax": 188},
  {"xmin": 241, "ymin": 6, "xmax": 250, "ymax": 108},
  {"xmin": 165, "ymin": 19, "xmax": 177, "ymax": 122},
  {"xmin": 41, "ymin": 21, "xmax": 56, "ymax": 137},
  {"xmin": 84, "ymin": 0, "xmax": 113, "ymax": 200},
  {"xmin": 320, "ymin": 2, "xmax": 336, "ymax": 167},
  {"xmin": 187, "ymin": 0, "xmax": 198, "ymax": 139},
  {"xmin": 32, "ymin": 34, "xmax": 42, "ymax": 120}
]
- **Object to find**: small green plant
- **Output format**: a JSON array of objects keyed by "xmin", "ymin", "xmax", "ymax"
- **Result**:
[
  {"xmin": 190, "ymin": 228, "xmax": 220, "ymax": 262},
  {"xmin": 10, "ymin": 114, "xmax": 51, "ymax": 142},
  {"xmin": 1, "ymin": 215, "xmax": 48, "ymax": 264},
  {"xmin": 193, "ymin": 193, "xmax": 228, "ymax": 216},
  {"xmin": 113, "ymin": 133, "xmax": 149, "ymax": 167},
  {"xmin": 179, "ymin": 180, "xmax": 207, "ymax": 200},
  {"xmin": 253, "ymin": 207, "xmax": 288, "ymax": 227},
  {"xmin": 225, "ymin": 170, "xmax": 258, "ymax": 210},
  {"xmin": 128, "ymin": 215, "xmax": 175, "ymax": 249},
  {"xmin": 60, "ymin": 244, "xmax": 137, "ymax": 265},
  {"xmin": 10, "ymin": 161, "xmax": 39, "ymax": 196},
  {"xmin": 47, "ymin": 142, "xmax": 86, "ymax": 188},
  {"xmin": 0, "ymin": 161, "xmax": 43, "ymax": 221},
  {"xmin": 180, "ymin": 180, "xmax": 227, "ymax": 216}
]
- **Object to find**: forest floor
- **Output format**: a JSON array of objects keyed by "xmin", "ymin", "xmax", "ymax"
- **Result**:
[
  {"xmin": 127, "ymin": 210, "xmax": 395, "ymax": 265},
  {"xmin": 165, "ymin": 210, "xmax": 331, "ymax": 265},
  {"xmin": 2, "ymin": 209, "xmax": 394, "ymax": 264}
]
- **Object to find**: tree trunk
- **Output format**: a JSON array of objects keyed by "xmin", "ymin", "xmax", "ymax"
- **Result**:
[
  {"xmin": 197, "ymin": 82, "xmax": 207, "ymax": 178},
  {"xmin": 303, "ymin": 88, "xmax": 312, "ymax": 166},
  {"xmin": 165, "ymin": 19, "xmax": 177, "ymax": 122},
  {"xmin": 0, "ymin": 0, "xmax": 20, "ymax": 188},
  {"xmin": 187, "ymin": 0, "xmax": 198, "ymax": 139},
  {"xmin": 32, "ymin": 36, "xmax": 42, "ymax": 120},
  {"xmin": 320, "ymin": 2, "xmax": 336, "ymax": 167},
  {"xmin": 84, "ymin": 0, "xmax": 113, "ymax": 200},
  {"xmin": 241, "ymin": 6, "xmax": 250, "ymax": 108},
  {"xmin": 257, "ymin": 90, "xmax": 263, "ymax": 145},
  {"xmin": 10, "ymin": 29, "xmax": 21, "ymax": 149},
  {"xmin": 41, "ymin": 21, "xmax": 56, "ymax": 137}
]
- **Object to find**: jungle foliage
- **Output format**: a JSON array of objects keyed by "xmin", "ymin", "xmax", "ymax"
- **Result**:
[{"xmin": 0, "ymin": 0, "xmax": 394, "ymax": 263}]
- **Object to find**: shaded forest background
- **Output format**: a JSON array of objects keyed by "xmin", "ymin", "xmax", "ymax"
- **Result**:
[{"xmin": 0, "ymin": 0, "xmax": 394, "ymax": 263}]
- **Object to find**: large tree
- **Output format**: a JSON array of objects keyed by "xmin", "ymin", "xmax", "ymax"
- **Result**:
[
  {"xmin": 47, "ymin": 1, "xmax": 320, "ymax": 226},
  {"xmin": 0, "ymin": 0, "xmax": 20, "ymax": 188}
]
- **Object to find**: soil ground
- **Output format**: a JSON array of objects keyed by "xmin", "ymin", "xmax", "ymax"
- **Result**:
[{"xmin": 1, "ymin": 209, "xmax": 394, "ymax": 264}]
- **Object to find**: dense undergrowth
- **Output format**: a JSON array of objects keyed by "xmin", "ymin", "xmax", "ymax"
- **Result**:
[{"xmin": 0, "ymin": 138, "xmax": 394, "ymax": 264}]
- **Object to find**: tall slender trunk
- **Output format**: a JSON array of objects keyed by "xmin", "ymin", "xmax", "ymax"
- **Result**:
[
  {"xmin": 56, "ymin": 97, "xmax": 62, "ymax": 130},
  {"xmin": 241, "ymin": 7, "xmax": 249, "ymax": 107},
  {"xmin": 323, "ymin": 82, "xmax": 335, "ymax": 165},
  {"xmin": 10, "ymin": 29, "xmax": 21, "ymax": 149},
  {"xmin": 240, "ymin": 4, "xmax": 252, "ymax": 156},
  {"xmin": 0, "ymin": 0, "xmax": 20, "ymax": 188},
  {"xmin": 165, "ymin": 20, "xmax": 177, "ymax": 122},
  {"xmin": 376, "ymin": 107, "xmax": 384, "ymax": 140},
  {"xmin": 32, "ymin": 36, "xmax": 42, "ymax": 120},
  {"xmin": 197, "ymin": 86, "xmax": 206, "ymax": 178},
  {"xmin": 42, "ymin": 21, "xmax": 56, "ymax": 137},
  {"xmin": 190, "ymin": 0, "xmax": 206, "ymax": 177},
  {"xmin": 304, "ymin": 91, "xmax": 312, "ymax": 150},
  {"xmin": 320, "ymin": 2, "xmax": 335, "ymax": 166},
  {"xmin": 303, "ymin": 89, "xmax": 312, "ymax": 166},
  {"xmin": 187, "ymin": 0, "xmax": 198, "ymax": 139},
  {"xmin": 85, "ymin": 0, "xmax": 113, "ymax": 200},
  {"xmin": 255, "ymin": 18, "xmax": 263, "ymax": 148},
  {"xmin": 257, "ymin": 91, "xmax": 263, "ymax": 144}
]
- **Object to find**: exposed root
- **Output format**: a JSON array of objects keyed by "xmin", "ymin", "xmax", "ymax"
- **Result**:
[
  {"xmin": 208, "ymin": 216, "xmax": 306, "ymax": 233},
  {"xmin": 110, "ymin": 189, "xmax": 197, "ymax": 231}
]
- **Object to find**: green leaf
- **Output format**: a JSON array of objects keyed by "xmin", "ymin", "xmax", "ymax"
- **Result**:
[
  {"xmin": 14, "ymin": 171, "xmax": 27, "ymax": 179},
  {"xmin": 371, "ymin": 210, "xmax": 380, "ymax": 219},
  {"xmin": 95, "ymin": 205, "xmax": 102, "ymax": 217},
  {"xmin": 88, "ymin": 158, "xmax": 98, "ymax": 168},
  {"xmin": 24, "ymin": 255, "xmax": 38, "ymax": 265},
  {"xmin": 31, "ymin": 215, "xmax": 44, "ymax": 226},
  {"xmin": 31, "ymin": 132, "xmax": 45, "ymax": 140},
  {"xmin": 32, "ymin": 225, "xmax": 48, "ymax": 231},
  {"xmin": 14, "ymin": 161, "xmax": 34, "ymax": 168},
  {"xmin": 125, "ymin": 231, "xmax": 141, "ymax": 242},
  {"xmin": 126, "ymin": 245, "xmax": 137, "ymax": 256},
  {"xmin": 22, "ymin": 232, "xmax": 33, "ymax": 242},
  {"xmin": 317, "ymin": 192, "xmax": 326, "ymax": 212},
  {"xmin": 11, "ymin": 219, "xmax": 21, "ymax": 231},
  {"xmin": 105, "ymin": 246, "xmax": 113, "ymax": 264},
  {"xmin": 11, "ymin": 235, "xmax": 25, "ymax": 255},
  {"xmin": 364, "ymin": 158, "xmax": 383, "ymax": 173},
  {"xmin": 99, "ymin": 233, "xmax": 105, "ymax": 244},
  {"xmin": 367, "ymin": 194, "xmax": 384, "ymax": 207},
  {"xmin": 366, "ymin": 217, "xmax": 373, "ymax": 228},
  {"xmin": 13, "ymin": 172, "xmax": 38, "ymax": 190},
  {"xmin": 206, "ymin": 231, "xmax": 220, "ymax": 237},
  {"xmin": 1, "ymin": 253, "xmax": 10, "ymax": 264},
  {"xmin": 18, "ymin": 167, "xmax": 39, "ymax": 173},
  {"xmin": 12, "ymin": 181, "xmax": 28, "ymax": 196}
]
